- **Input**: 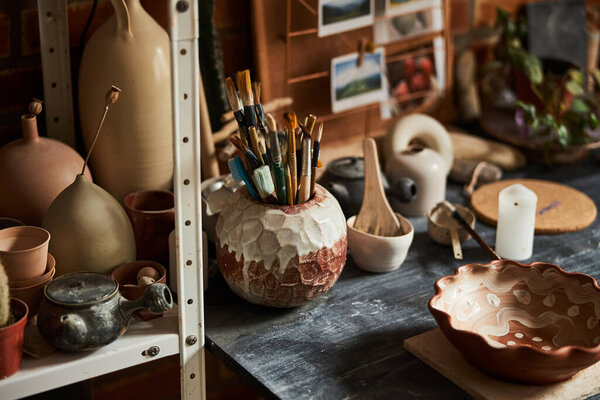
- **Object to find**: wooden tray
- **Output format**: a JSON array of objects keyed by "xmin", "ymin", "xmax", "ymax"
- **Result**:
[
  {"xmin": 404, "ymin": 328, "xmax": 600, "ymax": 400},
  {"xmin": 470, "ymin": 179, "xmax": 597, "ymax": 234}
]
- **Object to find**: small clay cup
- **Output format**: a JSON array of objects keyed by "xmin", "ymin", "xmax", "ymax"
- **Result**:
[
  {"xmin": 10, "ymin": 269, "xmax": 54, "ymax": 320},
  {"xmin": 347, "ymin": 213, "xmax": 414, "ymax": 273},
  {"xmin": 0, "ymin": 218, "xmax": 24, "ymax": 230},
  {"xmin": 123, "ymin": 191, "xmax": 174, "ymax": 269},
  {"xmin": 111, "ymin": 260, "xmax": 167, "ymax": 320},
  {"xmin": 9, "ymin": 253, "xmax": 56, "ymax": 288},
  {"xmin": 0, "ymin": 298, "xmax": 28, "ymax": 379},
  {"xmin": 0, "ymin": 226, "xmax": 50, "ymax": 281}
]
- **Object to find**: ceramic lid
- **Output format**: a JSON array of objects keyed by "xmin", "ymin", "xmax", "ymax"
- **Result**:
[
  {"xmin": 327, "ymin": 157, "xmax": 364, "ymax": 180},
  {"xmin": 45, "ymin": 272, "xmax": 118, "ymax": 304}
]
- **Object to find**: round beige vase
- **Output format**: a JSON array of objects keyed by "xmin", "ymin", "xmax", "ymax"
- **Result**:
[
  {"xmin": 78, "ymin": 0, "xmax": 173, "ymax": 202},
  {"xmin": 216, "ymin": 184, "xmax": 347, "ymax": 307}
]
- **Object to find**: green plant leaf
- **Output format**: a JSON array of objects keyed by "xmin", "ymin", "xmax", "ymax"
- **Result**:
[
  {"xmin": 522, "ymin": 53, "xmax": 543, "ymax": 84},
  {"xmin": 566, "ymin": 80, "xmax": 584, "ymax": 96},
  {"xmin": 568, "ymin": 69, "xmax": 584, "ymax": 84},
  {"xmin": 556, "ymin": 124, "xmax": 569, "ymax": 148},
  {"xmin": 569, "ymin": 98, "xmax": 590, "ymax": 113},
  {"xmin": 592, "ymin": 69, "xmax": 600, "ymax": 86}
]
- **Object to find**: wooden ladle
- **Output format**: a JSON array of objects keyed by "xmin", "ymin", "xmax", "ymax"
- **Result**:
[{"xmin": 354, "ymin": 138, "xmax": 402, "ymax": 236}]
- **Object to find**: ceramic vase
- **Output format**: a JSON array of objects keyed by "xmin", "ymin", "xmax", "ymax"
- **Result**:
[
  {"xmin": 78, "ymin": 0, "xmax": 173, "ymax": 202},
  {"xmin": 385, "ymin": 146, "xmax": 446, "ymax": 216},
  {"xmin": 123, "ymin": 190, "xmax": 174, "ymax": 268},
  {"xmin": 216, "ymin": 184, "xmax": 347, "ymax": 307},
  {"xmin": 42, "ymin": 175, "xmax": 136, "ymax": 276},
  {"xmin": 0, "ymin": 113, "xmax": 92, "ymax": 225}
]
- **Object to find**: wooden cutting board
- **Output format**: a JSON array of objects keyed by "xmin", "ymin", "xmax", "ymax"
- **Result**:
[
  {"xmin": 404, "ymin": 328, "xmax": 600, "ymax": 400},
  {"xmin": 470, "ymin": 179, "xmax": 597, "ymax": 234}
]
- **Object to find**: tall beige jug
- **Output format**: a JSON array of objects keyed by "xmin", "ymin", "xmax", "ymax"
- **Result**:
[{"xmin": 78, "ymin": 0, "xmax": 173, "ymax": 202}]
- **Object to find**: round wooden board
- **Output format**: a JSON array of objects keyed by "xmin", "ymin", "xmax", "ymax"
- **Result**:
[{"xmin": 470, "ymin": 179, "xmax": 597, "ymax": 234}]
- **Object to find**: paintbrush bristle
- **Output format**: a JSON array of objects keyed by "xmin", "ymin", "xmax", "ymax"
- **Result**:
[
  {"xmin": 266, "ymin": 113, "xmax": 277, "ymax": 133},
  {"xmin": 236, "ymin": 69, "xmax": 254, "ymax": 106},
  {"xmin": 229, "ymin": 134, "xmax": 247, "ymax": 153},
  {"xmin": 306, "ymin": 114, "xmax": 317, "ymax": 135},
  {"xmin": 314, "ymin": 121, "xmax": 323, "ymax": 143},
  {"xmin": 283, "ymin": 112, "xmax": 297, "ymax": 131},
  {"xmin": 225, "ymin": 77, "xmax": 242, "ymax": 112},
  {"xmin": 252, "ymin": 81, "xmax": 261, "ymax": 104}
]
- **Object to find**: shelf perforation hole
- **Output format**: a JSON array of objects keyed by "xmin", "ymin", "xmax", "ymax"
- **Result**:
[
  {"xmin": 186, "ymin": 260, "xmax": 192, "ymax": 266},
  {"xmin": 49, "ymin": 47, "xmax": 54, "ymax": 53},
  {"xmin": 190, "ymin": 373, "xmax": 196, "ymax": 379},
  {"xmin": 53, "ymin": 117, "xmax": 59, "ymax": 123},
  {"xmin": 180, "ymin": 49, "xmax": 187, "ymax": 55},
  {"xmin": 183, "ymin": 179, "xmax": 190, "ymax": 185},
  {"xmin": 185, "ymin": 220, "xmax": 191, "ymax": 226},
  {"xmin": 187, "ymin": 299, "xmax": 193, "ymax": 304},
  {"xmin": 183, "ymin": 93, "xmax": 188, "ymax": 100},
  {"xmin": 183, "ymin": 137, "xmax": 189, "ymax": 143}
]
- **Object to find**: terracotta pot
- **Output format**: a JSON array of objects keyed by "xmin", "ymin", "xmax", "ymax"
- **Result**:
[
  {"xmin": 9, "ymin": 253, "xmax": 55, "ymax": 288},
  {"xmin": 385, "ymin": 146, "xmax": 447, "ymax": 216},
  {"xmin": 111, "ymin": 260, "xmax": 167, "ymax": 320},
  {"xmin": 0, "ymin": 226, "xmax": 50, "ymax": 281},
  {"xmin": 0, "ymin": 218, "xmax": 24, "ymax": 230},
  {"xmin": 78, "ymin": 0, "xmax": 173, "ymax": 202},
  {"xmin": 42, "ymin": 175, "xmax": 136, "ymax": 276},
  {"xmin": 123, "ymin": 191, "xmax": 174, "ymax": 267},
  {"xmin": 216, "ymin": 184, "xmax": 347, "ymax": 307},
  {"xmin": 429, "ymin": 260, "xmax": 600, "ymax": 384},
  {"xmin": 0, "ymin": 298, "xmax": 28, "ymax": 379},
  {"xmin": 0, "ymin": 113, "xmax": 91, "ymax": 225},
  {"xmin": 10, "ymin": 269, "xmax": 54, "ymax": 319}
]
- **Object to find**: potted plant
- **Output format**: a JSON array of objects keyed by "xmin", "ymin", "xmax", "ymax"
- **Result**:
[{"xmin": 0, "ymin": 260, "xmax": 29, "ymax": 379}]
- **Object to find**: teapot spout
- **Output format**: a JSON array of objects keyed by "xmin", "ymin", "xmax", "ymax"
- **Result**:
[
  {"xmin": 59, "ymin": 314, "xmax": 88, "ymax": 346},
  {"xmin": 119, "ymin": 283, "xmax": 174, "ymax": 320}
]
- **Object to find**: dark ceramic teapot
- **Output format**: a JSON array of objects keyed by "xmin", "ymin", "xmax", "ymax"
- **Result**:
[
  {"xmin": 37, "ymin": 272, "xmax": 173, "ymax": 351},
  {"xmin": 318, "ymin": 157, "xmax": 416, "ymax": 218}
]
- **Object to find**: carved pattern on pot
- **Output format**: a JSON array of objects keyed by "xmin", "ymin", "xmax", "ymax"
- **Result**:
[{"xmin": 216, "ymin": 185, "xmax": 347, "ymax": 307}]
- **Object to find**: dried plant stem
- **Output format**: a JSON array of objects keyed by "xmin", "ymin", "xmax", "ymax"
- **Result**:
[{"xmin": 82, "ymin": 105, "xmax": 108, "ymax": 175}]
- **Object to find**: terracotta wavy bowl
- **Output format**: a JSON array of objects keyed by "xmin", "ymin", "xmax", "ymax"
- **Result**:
[{"xmin": 429, "ymin": 260, "xmax": 600, "ymax": 384}]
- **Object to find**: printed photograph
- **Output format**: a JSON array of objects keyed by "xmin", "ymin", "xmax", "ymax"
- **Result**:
[
  {"xmin": 318, "ymin": 0, "xmax": 374, "ymax": 37},
  {"xmin": 374, "ymin": 7, "xmax": 442, "ymax": 44},
  {"xmin": 385, "ymin": 0, "xmax": 438, "ymax": 17},
  {"xmin": 331, "ymin": 48, "xmax": 388, "ymax": 113}
]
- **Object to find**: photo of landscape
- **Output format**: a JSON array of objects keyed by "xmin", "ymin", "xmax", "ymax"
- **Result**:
[
  {"xmin": 322, "ymin": 0, "xmax": 371, "ymax": 25},
  {"xmin": 331, "ymin": 49, "xmax": 387, "ymax": 113},
  {"xmin": 318, "ymin": 0, "xmax": 373, "ymax": 37},
  {"xmin": 385, "ymin": 0, "xmax": 438, "ymax": 17}
]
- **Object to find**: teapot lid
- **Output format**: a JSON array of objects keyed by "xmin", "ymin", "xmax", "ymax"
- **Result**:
[
  {"xmin": 326, "ymin": 157, "xmax": 364, "ymax": 180},
  {"xmin": 45, "ymin": 272, "xmax": 118, "ymax": 305}
]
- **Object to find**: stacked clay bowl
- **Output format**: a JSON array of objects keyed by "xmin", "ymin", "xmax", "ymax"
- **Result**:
[
  {"xmin": 0, "ymin": 226, "xmax": 55, "ymax": 318},
  {"xmin": 429, "ymin": 260, "xmax": 600, "ymax": 384}
]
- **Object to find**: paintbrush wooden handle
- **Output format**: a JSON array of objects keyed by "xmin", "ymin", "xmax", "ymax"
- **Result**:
[
  {"xmin": 310, "ymin": 166, "xmax": 317, "ymax": 197},
  {"xmin": 298, "ymin": 175, "xmax": 311, "ymax": 204}
]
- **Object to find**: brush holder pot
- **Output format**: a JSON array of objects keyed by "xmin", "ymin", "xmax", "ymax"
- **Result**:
[{"xmin": 216, "ymin": 184, "xmax": 347, "ymax": 307}]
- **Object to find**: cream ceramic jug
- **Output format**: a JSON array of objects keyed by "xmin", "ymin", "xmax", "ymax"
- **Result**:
[{"xmin": 78, "ymin": 0, "xmax": 173, "ymax": 202}]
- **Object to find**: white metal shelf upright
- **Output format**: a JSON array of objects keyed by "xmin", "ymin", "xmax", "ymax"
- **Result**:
[{"xmin": 0, "ymin": 1, "xmax": 205, "ymax": 399}]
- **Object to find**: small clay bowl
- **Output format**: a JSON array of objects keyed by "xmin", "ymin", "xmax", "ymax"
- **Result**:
[
  {"xmin": 347, "ymin": 213, "xmax": 414, "ymax": 273},
  {"xmin": 10, "ymin": 268, "xmax": 55, "ymax": 319},
  {"xmin": 9, "ymin": 253, "xmax": 56, "ymax": 289},
  {"xmin": 428, "ymin": 203, "xmax": 476, "ymax": 259},
  {"xmin": 0, "ymin": 226, "xmax": 50, "ymax": 281},
  {"xmin": 429, "ymin": 260, "xmax": 600, "ymax": 384},
  {"xmin": 111, "ymin": 261, "xmax": 167, "ymax": 320}
]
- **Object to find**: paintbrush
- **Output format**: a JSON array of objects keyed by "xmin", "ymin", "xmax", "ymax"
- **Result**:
[
  {"xmin": 253, "ymin": 165, "xmax": 278, "ymax": 204},
  {"xmin": 225, "ymin": 77, "xmax": 249, "ymax": 145},
  {"xmin": 285, "ymin": 164, "xmax": 294, "ymax": 205},
  {"xmin": 305, "ymin": 114, "xmax": 317, "ymax": 136},
  {"xmin": 248, "ymin": 126, "xmax": 264, "ymax": 165},
  {"xmin": 236, "ymin": 70, "xmax": 257, "ymax": 129},
  {"xmin": 310, "ymin": 121, "xmax": 323, "ymax": 196},
  {"xmin": 297, "ymin": 136, "xmax": 312, "ymax": 203},
  {"xmin": 283, "ymin": 112, "xmax": 298, "ymax": 202},
  {"xmin": 442, "ymin": 201, "xmax": 502, "ymax": 260},
  {"xmin": 229, "ymin": 134, "xmax": 260, "ymax": 170},
  {"xmin": 228, "ymin": 156, "xmax": 259, "ymax": 200},
  {"xmin": 252, "ymin": 81, "xmax": 266, "ymax": 128},
  {"xmin": 258, "ymin": 135, "xmax": 269, "ymax": 167},
  {"xmin": 266, "ymin": 114, "xmax": 287, "ymax": 204}
]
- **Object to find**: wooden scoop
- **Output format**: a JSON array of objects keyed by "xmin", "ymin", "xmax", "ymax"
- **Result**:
[{"xmin": 354, "ymin": 139, "xmax": 402, "ymax": 236}]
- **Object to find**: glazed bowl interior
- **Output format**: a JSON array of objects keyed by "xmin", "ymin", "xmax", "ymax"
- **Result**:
[{"xmin": 430, "ymin": 261, "xmax": 600, "ymax": 351}]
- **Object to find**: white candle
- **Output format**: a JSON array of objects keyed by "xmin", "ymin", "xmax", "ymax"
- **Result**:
[{"xmin": 495, "ymin": 183, "xmax": 537, "ymax": 260}]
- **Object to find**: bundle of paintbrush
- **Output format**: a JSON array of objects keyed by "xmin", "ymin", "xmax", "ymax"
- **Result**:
[{"xmin": 225, "ymin": 70, "xmax": 324, "ymax": 205}]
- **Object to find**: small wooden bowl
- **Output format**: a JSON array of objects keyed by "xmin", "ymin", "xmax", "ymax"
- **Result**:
[
  {"xmin": 429, "ymin": 260, "xmax": 600, "ymax": 384},
  {"xmin": 427, "ymin": 203, "xmax": 475, "ymax": 245},
  {"xmin": 111, "ymin": 261, "xmax": 167, "ymax": 320}
]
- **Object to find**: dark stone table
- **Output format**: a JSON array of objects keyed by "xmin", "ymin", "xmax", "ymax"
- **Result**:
[{"xmin": 205, "ymin": 156, "xmax": 600, "ymax": 400}]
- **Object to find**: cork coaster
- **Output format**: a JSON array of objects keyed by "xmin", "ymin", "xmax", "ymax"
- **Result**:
[
  {"xmin": 470, "ymin": 179, "xmax": 597, "ymax": 234},
  {"xmin": 404, "ymin": 328, "xmax": 600, "ymax": 400}
]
